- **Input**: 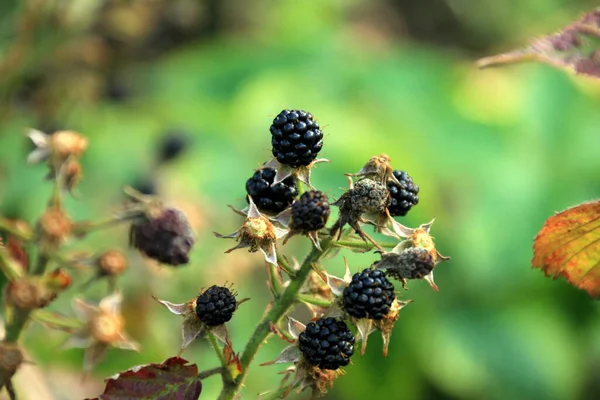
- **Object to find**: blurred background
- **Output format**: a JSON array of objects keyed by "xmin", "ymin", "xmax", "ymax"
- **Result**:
[{"xmin": 1, "ymin": 0, "xmax": 600, "ymax": 399}]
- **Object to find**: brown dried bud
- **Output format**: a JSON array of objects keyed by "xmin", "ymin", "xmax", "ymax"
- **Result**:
[
  {"xmin": 7, "ymin": 277, "xmax": 51, "ymax": 309},
  {"xmin": 240, "ymin": 216, "xmax": 277, "ymax": 252},
  {"xmin": 353, "ymin": 154, "xmax": 395, "ymax": 184},
  {"xmin": 89, "ymin": 311, "xmax": 125, "ymax": 344},
  {"xmin": 98, "ymin": 250, "xmax": 128, "ymax": 276},
  {"xmin": 63, "ymin": 158, "xmax": 83, "ymax": 191},
  {"xmin": 50, "ymin": 130, "xmax": 88, "ymax": 160},
  {"xmin": 39, "ymin": 207, "xmax": 72, "ymax": 245},
  {"xmin": 0, "ymin": 344, "xmax": 23, "ymax": 385}
]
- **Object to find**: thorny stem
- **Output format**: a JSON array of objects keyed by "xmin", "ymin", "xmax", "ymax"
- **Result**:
[
  {"xmin": 297, "ymin": 294, "xmax": 332, "ymax": 308},
  {"xmin": 218, "ymin": 236, "xmax": 334, "ymax": 400},
  {"xmin": 276, "ymin": 253, "xmax": 296, "ymax": 277},
  {"xmin": 207, "ymin": 331, "xmax": 235, "ymax": 386},
  {"xmin": 333, "ymin": 240, "xmax": 397, "ymax": 251},
  {"xmin": 197, "ymin": 367, "xmax": 226, "ymax": 380}
]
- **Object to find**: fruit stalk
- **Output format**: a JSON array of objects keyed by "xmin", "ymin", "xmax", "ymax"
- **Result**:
[{"xmin": 218, "ymin": 236, "xmax": 333, "ymax": 400}]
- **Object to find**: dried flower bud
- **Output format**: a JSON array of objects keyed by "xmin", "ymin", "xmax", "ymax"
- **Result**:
[
  {"xmin": 352, "ymin": 154, "xmax": 396, "ymax": 184},
  {"xmin": 46, "ymin": 268, "xmax": 72, "ymax": 291},
  {"xmin": 89, "ymin": 311, "xmax": 125, "ymax": 344},
  {"xmin": 7, "ymin": 277, "xmax": 52, "ymax": 309},
  {"xmin": 98, "ymin": 250, "xmax": 128, "ymax": 276},
  {"xmin": 0, "ymin": 344, "xmax": 23, "ymax": 386},
  {"xmin": 62, "ymin": 158, "xmax": 83, "ymax": 192},
  {"xmin": 39, "ymin": 207, "xmax": 72, "ymax": 246},
  {"xmin": 50, "ymin": 130, "xmax": 88, "ymax": 160},
  {"xmin": 129, "ymin": 207, "xmax": 194, "ymax": 266},
  {"xmin": 330, "ymin": 178, "xmax": 390, "ymax": 248},
  {"xmin": 214, "ymin": 197, "xmax": 288, "ymax": 265}
]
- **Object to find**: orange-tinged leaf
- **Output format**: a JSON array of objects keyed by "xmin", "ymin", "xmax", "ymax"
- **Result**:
[
  {"xmin": 478, "ymin": 8, "xmax": 600, "ymax": 78},
  {"xmin": 533, "ymin": 200, "xmax": 600, "ymax": 298}
]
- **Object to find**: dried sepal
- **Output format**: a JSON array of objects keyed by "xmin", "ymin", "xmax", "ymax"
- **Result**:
[
  {"xmin": 153, "ymin": 289, "xmax": 246, "ymax": 350},
  {"xmin": 214, "ymin": 197, "xmax": 288, "ymax": 265},
  {"xmin": 264, "ymin": 157, "xmax": 330, "ymax": 188},
  {"xmin": 64, "ymin": 292, "xmax": 139, "ymax": 372},
  {"xmin": 0, "ymin": 344, "xmax": 23, "ymax": 393},
  {"xmin": 349, "ymin": 154, "xmax": 400, "ymax": 185}
]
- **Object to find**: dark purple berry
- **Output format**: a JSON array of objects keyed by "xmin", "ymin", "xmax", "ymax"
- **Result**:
[
  {"xmin": 290, "ymin": 190, "xmax": 330, "ymax": 233},
  {"xmin": 343, "ymin": 268, "xmax": 396, "ymax": 320},
  {"xmin": 246, "ymin": 167, "xmax": 297, "ymax": 214},
  {"xmin": 195, "ymin": 285, "xmax": 237, "ymax": 326},
  {"xmin": 387, "ymin": 170, "xmax": 419, "ymax": 217},
  {"xmin": 298, "ymin": 317, "xmax": 355, "ymax": 370},
  {"xmin": 270, "ymin": 109, "xmax": 323, "ymax": 168},
  {"xmin": 129, "ymin": 208, "xmax": 194, "ymax": 266}
]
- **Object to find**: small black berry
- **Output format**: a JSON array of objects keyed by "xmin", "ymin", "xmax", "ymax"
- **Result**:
[
  {"xmin": 195, "ymin": 285, "xmax": 237, "ymax": 326},
  {"xmin": 290, "ymin": 190, "xmax": 330, "ymax": 233},
  {"xmin": 387, "ymin": 170, "xmax": 419, "ymax": 217},
  {"xmin": 298, "ymin": 317, "xmax": 355, "ymax": 370},
  {"xmin": 270, "ymin": 109, "xmax": 324, "ymax": 168},
  {"xmin": 342, "ymin": 268, "xmax": 396, "ymax": 320},
  {"xmin": 246, "ymin": 167, "xmax": 298, "ymax": 214},
  {"xmin": 157, "ymin": 130, "xmax": 189, "ymax": 163},
  {"xmin": 129, "ymin": 208, "xmax": 194, "ymax": 266}
]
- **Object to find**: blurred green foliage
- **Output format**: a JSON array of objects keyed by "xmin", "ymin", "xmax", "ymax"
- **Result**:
[{"xmin": 1, "ymin": 0, "xmax": 600, "ymax": 399}]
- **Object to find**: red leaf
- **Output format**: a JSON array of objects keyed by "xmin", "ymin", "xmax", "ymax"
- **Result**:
[
  {"xmin": 96, "ymin": 357, "xmax": 202, "ymax": 400},
  {"xmin": 477, "ymin": 8, "xmax": 600, "ymax": 78},
  {"xmin": 532, "ymin": 200, "xmax": 600, "ymax": 298}
]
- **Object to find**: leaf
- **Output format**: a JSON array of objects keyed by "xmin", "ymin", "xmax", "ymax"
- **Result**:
[
  {"xmin": 95, "ymin": 357, "xmax": 202, "ymax": 400},
  {"xmin": 532, "ymin": 200, "xmax": 600, "ymax": 298},
  {"xmin": 477, "ymin": 8, "xmax": 600, "ymax": 78}
]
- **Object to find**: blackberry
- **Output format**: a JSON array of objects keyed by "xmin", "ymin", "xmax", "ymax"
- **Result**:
[
  {"xmin": 298, "ymin": 317, "xmax": 355, "ymax": 370},
  {"xmin": 342, "ymin": 268, "xmax": 396, "ymax": 320},
  {"xmin": 387, "ymin": 170, "xmax": 419, "ymax": 217},
  {"xmin": 195, "ymin": 285, "xmax": 237, "ymax": 326},
  {"xmin": 246, "ymin": 168, "xmax": 298, "ymax": 214},
  {"xmin": 290, "ymin": 190, "xmax": 330, "ymax": 233},
  {"xmin": 157, "ymin": 130, "xmax": 189, "ymax": 163},
  {"xmin": 270, "ymin": 109, "xmax": 324, "ymax": 168},
  {"xmin": 129, "ymin": 208, "xmax": 194, "ymax": 266}
]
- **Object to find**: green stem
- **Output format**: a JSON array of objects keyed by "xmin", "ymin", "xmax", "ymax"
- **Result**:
[
  {"xmin": 197, "ymin": 367, "xmax": 225, "ymax": 380},
  {"xmin": 297, "ymin": 294, "xmax": 332, "ymax": 308},
  {"xmin": 333, "ymin": 239, "xmax": 397, "ymax": 251},
  {"xmin": 207, "ymin": 331, "xmax": 235, "ymax": 389},
  {"xmin": 4, "ymin": 310, "xmax": 31, "ymax": 343},
  {"xmin": 0, "ymin": 217, "xmax": 33, "ymax": 242},
  {"xmin": 268, "ymin": 262, "xmax": 284, "ymax": 299},
  {"xmin": 218, "ymin": 236, "xmax": 333, "ymax": 400},
  {"xmin": 276, "ymin": 253, "xmax": 296, "ymax": 277}
]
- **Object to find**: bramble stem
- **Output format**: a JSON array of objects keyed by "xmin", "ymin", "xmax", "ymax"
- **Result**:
[
  {"xmin": 218, "ymin": 236, "xmax": 333, "ymax": 400},
  {"xmin": 333, "ymin": 239, "xmax": 397, "ymax": 251},
  {"xmin": 207, "ymin": 331, "xmax": 235, "ymax": 386},
  {"xmin": 297, "ymin": 294, "xmax": 332, "ymax": 308},
  {"xmin": 197, "ymin": 367, "xmax": 225, "ymax": 380}
]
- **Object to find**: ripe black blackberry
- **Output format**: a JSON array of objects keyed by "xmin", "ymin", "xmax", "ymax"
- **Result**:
[
  {"xmin": 246, "ymin": 167, "xmax": 298, "ymax": 214},
  {"xmin": 195, "ymin": 285, "xmax": 237, "ymax": 326},
  {"xmin": 270, "ymin": 109, "xmax": 324, "ymax": 168},
  {"xmin": 298, "ymin": 317, "xmax": 355, "ymax": 370},
  {"xmin": 342, "ymin": 268, "xmax": 396, "ymax": 320},
  {"xmin": 290, "ymin": 190, "xmax": 330, "ymax": 233},
  {"xmin": 129, "ymin": 208, "xmax": 194, "ymax": 266},
  {"xmin": 387, "ymin": 170, "xmax": 419, "ymax": 217}
]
